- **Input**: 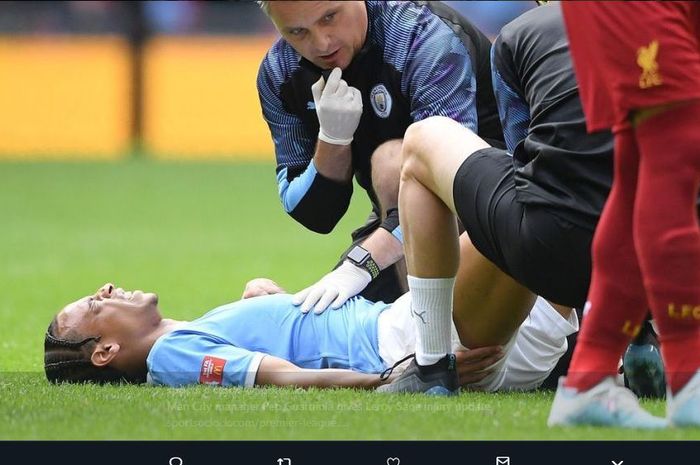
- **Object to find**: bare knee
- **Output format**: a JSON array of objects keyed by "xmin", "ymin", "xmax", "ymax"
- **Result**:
[
  {"xmin": 402, "ymin": 117, "xmax": 451, "ymax": 161},
  {"xmin": 401, "ymin": 117, "xmax": 487, "ymax": 212},
  {"xmin": 400, "ymin": 117, "xmax": 451, "ymax": 183}
]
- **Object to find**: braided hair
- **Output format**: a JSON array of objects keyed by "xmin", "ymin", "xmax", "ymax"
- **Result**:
[{"xmin": 44, "ymin": 317, "xmax": 141, "ymax": 384}]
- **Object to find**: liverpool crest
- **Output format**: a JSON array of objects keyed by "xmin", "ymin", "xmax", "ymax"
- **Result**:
[{"xmin": 637, "ymin": 40, "xmax": 663, "ymax": 89}]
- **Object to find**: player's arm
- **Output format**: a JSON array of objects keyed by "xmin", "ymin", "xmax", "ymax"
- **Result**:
[
  {"xmin": 148, "ymin": 334, "xmax": 383, "ymax": 390},
  {"xmin": 255, "ymin": 355, "xmax": 385, "ymax": 389},
  {"xmin": 258, "ymin": 56, "xmax": 354, "ymax": 234},
  {"xmin": 490, "ymin": 32, "xmax": 531, "ymax": 153}
]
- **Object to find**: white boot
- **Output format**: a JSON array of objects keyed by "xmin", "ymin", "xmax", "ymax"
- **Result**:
[{"xmin": 548, "ymin": 376, "xmax": 667, "ymax": 429}]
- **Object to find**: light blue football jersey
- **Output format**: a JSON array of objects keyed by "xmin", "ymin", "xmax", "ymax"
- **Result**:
[{"xmin": 146, "ymin": 294, "xmax": 389, "ymax": 388}]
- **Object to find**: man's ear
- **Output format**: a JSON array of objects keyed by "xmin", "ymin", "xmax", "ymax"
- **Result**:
[{"xmin": 91, "ymin": 342, "xmax": 121, "ymax": 367}]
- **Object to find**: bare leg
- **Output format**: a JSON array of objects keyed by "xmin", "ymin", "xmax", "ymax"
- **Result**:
[
  {"xmin": 371, "ymin": 139, "xmax": 403, "ymax": 213},
  {"xmin": 370, "ymin": 139, "xmax": 408, "ymax": 293},
  {"xmin": 380, "ymin": 116, "xmax": 532, "ymax": 393},
  {"xmin": 401, "ymin": 117, "xmax": 533, "ymax": 347},
  {"xmin": 453, "ymin": 234, "xmax": 535, "ymax": 347},
  {"xmin": 399, "ymin": 117, "xmax": 484, "ymax": 277}
]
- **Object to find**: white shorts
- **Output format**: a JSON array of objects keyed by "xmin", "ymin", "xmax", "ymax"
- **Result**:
[{"xmin": 376, "ymin": 293, "xmax": 579, "ymax": 392}]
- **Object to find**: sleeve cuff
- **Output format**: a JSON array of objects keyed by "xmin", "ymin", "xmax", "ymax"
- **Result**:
[{"xmin": 244, "ymin": 353, "xmax": 266, "ymax": 388}]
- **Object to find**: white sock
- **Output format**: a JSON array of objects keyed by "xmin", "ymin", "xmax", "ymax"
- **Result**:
[{"xmin": 408, "ymin": 275, "xmax": 455, "ymax": 366}]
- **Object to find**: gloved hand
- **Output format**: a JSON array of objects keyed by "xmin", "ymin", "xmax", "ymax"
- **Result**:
[
  {"xmin": 292, "ymin": 261, "xmax": 372, "ymax": 314},
  {"xmin": 311, "ymin": 67, "xmax": 363, "ymax": 146}
]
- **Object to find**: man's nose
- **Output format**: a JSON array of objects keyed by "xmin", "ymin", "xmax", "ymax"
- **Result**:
[
  {"xmin": 96, "ymin": 283, "xmax": 114, "ymax": 298},
  {"xmin": 311, "ymin": 31, "xmax": 332, "ymax": 53}
]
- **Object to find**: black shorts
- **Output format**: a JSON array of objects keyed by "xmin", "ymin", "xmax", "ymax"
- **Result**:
[
  {"xmin": 333, "ymin": 211, "xmax": 407, "ymax": 304},
  {"xmin": 453, "ymin": 148, "xmax": 594, "ymax": 309}
]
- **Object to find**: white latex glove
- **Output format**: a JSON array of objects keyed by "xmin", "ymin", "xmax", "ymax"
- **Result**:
[
  {"xmin": 311, "ymin": 67, "xmax": 363, "ymax": 146},
  {"xmin": 292, "ymin": 261, "xmax": 372, "ymax": 314}
]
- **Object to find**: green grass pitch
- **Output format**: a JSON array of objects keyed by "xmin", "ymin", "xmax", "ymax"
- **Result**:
[{"xmin": 0, "ymin": 160, "xmax": 697, "ymax": 440}]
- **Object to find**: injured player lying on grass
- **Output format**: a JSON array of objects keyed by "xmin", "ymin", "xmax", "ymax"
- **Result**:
[{"xmin": 44, "ymin": 279, "xmax": 577, "ymax": 391}]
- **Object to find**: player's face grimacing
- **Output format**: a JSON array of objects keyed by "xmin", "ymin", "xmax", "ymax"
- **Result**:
[
  {"xmin": 268, "ymin": 1, "xmax": 367, "ymax": 70},
  {"xmin": 55, "ymin": 283, "xmax": 161, "ymax": 342}
]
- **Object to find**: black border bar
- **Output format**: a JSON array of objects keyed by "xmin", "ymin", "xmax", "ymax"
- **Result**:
[{"xmin": 1, "ymin": 441, "xmax": 699, "ymax": 465}]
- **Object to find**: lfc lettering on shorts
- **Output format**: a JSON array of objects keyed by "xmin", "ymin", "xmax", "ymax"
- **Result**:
[
  {"xmin": 621, "ymin": 320, "xmax": 641, "ymax": 338},
  {"xmin": 667, "ymin": 303, "xmax": 700, "ymax": 320}
]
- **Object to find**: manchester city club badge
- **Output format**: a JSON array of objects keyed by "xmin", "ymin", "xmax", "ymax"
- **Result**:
[{"xmin": 370, "ymin": 84, "xmax": 392, "ymax": 118}]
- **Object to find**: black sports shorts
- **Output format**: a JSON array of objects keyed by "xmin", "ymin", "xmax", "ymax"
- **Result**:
[{"xmin": 453, "ymin": 147, "xmax": 593, "ymax": 309}]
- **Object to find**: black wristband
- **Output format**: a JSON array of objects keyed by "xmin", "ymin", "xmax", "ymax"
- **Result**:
[{"xmin": 379, "ymin": 207, "xmax": 400, "ymax": 234}]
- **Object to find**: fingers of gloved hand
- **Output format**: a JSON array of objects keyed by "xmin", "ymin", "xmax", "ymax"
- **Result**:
[
  {"xmin": 330, "ymin": 290, "xmax": 351, "ymax": 310},
  {"xmin": 352, "ymin": 87, "xmax": 363, "ymax": 108},
  {"xmin": 351, "ymin": 87, "xmax": 363, "ymax": 107},
  {"xmin": 292, "ymin": 286, "xmax": 312, "ymax": 306},
  {"xmin": 311, "ymin": 75, "xmax": 326, "ymax": 104},
  {"xmin": 313, "ymin": 288, "xmax": 340, "ymax": 314},
  {"xmin": 343, "ymin": 89, "xmax": 356, "ymax": 104},
  {"xmin": 323, "ymin": 67, "xmax": 342, "ymax": 94},
  {"xmin": 300, "ymin": 285, "xmax": 328, "ymax": 313},
  {"xmin": 334, "ymin": 79, "xmax": 349, "ymax": 97}
]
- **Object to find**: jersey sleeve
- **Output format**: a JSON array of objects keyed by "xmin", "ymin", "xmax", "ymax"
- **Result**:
[
  {"xmin": 490, "ymin": 34, "xmax": 531, "ymax": 153},
  {"xmin": 257, "ymin": 50, "xmax": 353, "ymax": 234},
  {"xmin": 401, "ymin": 15, "xmax": 478, "ymax": 131},
  {"xmin": 500, "ymin": 297, "xmax": 579, "ymax": 391},
  {"xmin": 147, "ymin": 332, "xmax": 266, "ymax": 388}
]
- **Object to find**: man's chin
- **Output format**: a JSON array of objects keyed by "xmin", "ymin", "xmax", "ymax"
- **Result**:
[{"xmin": 137, "ymin": 291, "xmax": 159, "ymax": 307}]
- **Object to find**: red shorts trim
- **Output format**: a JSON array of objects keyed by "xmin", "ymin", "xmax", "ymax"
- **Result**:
[{"xmin": 562, "ymin": 1, "xmax": 700, "ymax": 132}]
